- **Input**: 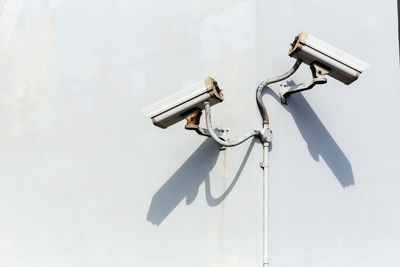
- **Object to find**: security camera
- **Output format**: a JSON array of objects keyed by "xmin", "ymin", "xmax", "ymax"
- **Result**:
[
  {"xmin": 288, "ymin": 31, "xmax": 369, "ymax": 85},
  {"xmin": 142, "ymin": 77, "xmax": 224, "ymax": 128},
  {"xmin": 143, "ymin": 30, "xmax": 368, "ymax": 149}
]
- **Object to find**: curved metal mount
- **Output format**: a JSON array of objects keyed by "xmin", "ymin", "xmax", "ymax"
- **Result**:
[
  {"xmin": 279, "ymin": 63, "xmax": 329, "ymax": 104},
  {"xmin": 184, "ymin": 103, "xmax": 260, "ymax": 148}
]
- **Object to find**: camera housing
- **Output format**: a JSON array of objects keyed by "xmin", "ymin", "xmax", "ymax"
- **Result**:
[
  {"xmin": 142, "ymin": 77, "xmax": 224, "ymax": 128},
  {"xmin": 289, "ymin": 31, "xmax": 369, "ymax": 85}
]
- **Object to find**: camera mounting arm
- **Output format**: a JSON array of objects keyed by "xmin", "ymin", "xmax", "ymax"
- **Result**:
[
  {"xmin": 279, "ymin": 63, "xmax": 329, "ymax": 104},
  {"xmin": 256, "ymin": 59, "xmax": 302, "ymax": 125},
  {"xmin": 184, "ymin": 110, "xmax": 229, "ymax": 141},
  {"xmin": 204, "ymin": 102, "xmax": 261, "ymax": 147},
  {"xmin": 184, "ymin": 103, "xmax": 262, "ymax": 147},
  {"xmin": 256, "ymin": 60, "xmax": 330, "ymax": 123},
  {"xmin": 184, "ymin": 111, "xmax": 211, "ymax": 137}
]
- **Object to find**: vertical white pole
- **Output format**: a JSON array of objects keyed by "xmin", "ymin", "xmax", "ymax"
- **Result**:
[{"xmin": 263, "ymin": 141, "xmax": 269, "ymax": 267}]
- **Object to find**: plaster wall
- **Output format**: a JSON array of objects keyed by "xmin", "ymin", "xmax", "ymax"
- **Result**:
[{"xmin": 0, "ymin": 0, "xmax": 399, "ymax": 266}]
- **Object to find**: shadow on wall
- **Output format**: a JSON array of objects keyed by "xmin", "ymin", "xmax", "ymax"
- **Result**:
[
  {"xmin": 147, "ymin": 84, "xmax": 354, "ymax": 225},
  {"xmin": 263, "ymin": 88, "xmax": 354, "ymax": 188},
  {"xmin": 147, "ymin": 138, "xmax": 255, "ymax": 225}
]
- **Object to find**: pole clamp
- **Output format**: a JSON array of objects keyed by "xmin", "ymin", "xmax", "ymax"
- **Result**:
[{"xmin": 260, "ymin": 127, "xmax": 273, "ymax": 144}]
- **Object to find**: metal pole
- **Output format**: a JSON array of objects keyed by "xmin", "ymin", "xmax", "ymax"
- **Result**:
[
  {"xmin": 262, "ymin": 138, "xmax": 270, "ymax": 267},
  {"xmin": 256, "ymin": 61, "xmax": 299, "ymax": 267}
]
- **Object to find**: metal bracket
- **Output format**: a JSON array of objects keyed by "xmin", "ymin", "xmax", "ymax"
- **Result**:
[
  {"xmin": 279, "ymin": 63, "xmax": 329, "ymax": 104},
  {"xmin": 184, "ymin": 111, "xmax": 230, "ymax": 150}
]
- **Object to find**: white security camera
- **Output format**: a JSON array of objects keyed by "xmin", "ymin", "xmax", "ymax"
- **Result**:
[
  {"xmin": 288, "ymin": 31, "xmax": 369, "ymax": 85},
  {"xmin": 142, "ymin": 77, "xmax": 224, "ymax": 128}
]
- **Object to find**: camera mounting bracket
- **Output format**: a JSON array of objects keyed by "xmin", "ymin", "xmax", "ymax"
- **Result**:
[
  {"xmin": 279, "ymin": 63, "xmax": 329, "ymax": 104},
  {"xmin": 184, "ymin": 111, "xmax": 230, "ymax": 149}
]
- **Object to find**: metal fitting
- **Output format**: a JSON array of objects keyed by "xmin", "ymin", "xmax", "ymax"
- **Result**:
[{"xmin": 260, "ymin": 127, "xmax": 273, "ymax": 143}]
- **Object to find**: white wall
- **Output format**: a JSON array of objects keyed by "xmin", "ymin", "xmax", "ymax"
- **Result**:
[
  {"xmin": 0, "ymin": 0, "xmax": 399, "ymax": 266},
  {"xmin": 257, "ymin": 1, "xmax": 400, "ymax": 266}
]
